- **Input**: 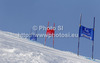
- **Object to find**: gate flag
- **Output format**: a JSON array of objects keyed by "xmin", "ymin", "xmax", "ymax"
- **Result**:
[
  {"xmin": 79, "ymin": 25, "xmax": 94, "ymax": 41},
  {"xmin": 77, "ymin": 14, "xmax": 95, "ymax": 59},
  {"xmin": 30, "ymin": 34, "xmax": 37, "ymax": 41}
]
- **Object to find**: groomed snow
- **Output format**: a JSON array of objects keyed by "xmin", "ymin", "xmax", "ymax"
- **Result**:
[{"xmin": 0, "ymin": 30, "xmax": 99, "ymax": 63}]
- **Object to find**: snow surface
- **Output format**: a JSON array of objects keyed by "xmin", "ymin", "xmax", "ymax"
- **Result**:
[{"xmin": 0, "ymin": 30, "xmax": 99, "ymax": 63}]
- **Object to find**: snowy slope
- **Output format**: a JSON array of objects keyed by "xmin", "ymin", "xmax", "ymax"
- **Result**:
[{"xmin": 0, "ymin": 30, "xmax": 99, "ymax": 63}]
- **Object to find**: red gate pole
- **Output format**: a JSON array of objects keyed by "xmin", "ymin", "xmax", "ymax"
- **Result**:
[
  {"xmin": 53, "ymin": 23, "xmax": 55, "ymax": 48},
  {"xmin": 53, "ymin": 35, "xmax": 54, "ymax": 48},
  {"xmin": 44, "ymin": 22, "xmax": 49, "ymax": 46}
]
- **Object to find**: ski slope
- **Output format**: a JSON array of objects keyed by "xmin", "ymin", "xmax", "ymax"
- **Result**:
[{"xmin": 0, "ymin": 30, "xmax": 99, "ymax": 63}]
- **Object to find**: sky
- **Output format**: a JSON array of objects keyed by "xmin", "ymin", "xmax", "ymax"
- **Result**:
[{"xmin": 0, "ymin": 0, "xmax": 100, "ymax": 59}]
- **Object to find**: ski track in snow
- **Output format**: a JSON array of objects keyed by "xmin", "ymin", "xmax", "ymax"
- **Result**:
[{"xmin": 0, "ymin": 30, "xmax": 99, "ymax": 63}]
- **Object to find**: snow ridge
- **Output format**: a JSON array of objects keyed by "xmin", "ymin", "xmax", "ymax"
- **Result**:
[{"xmin": 0, "ymin": 30, "xmax": 99, "ymax": 63}]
